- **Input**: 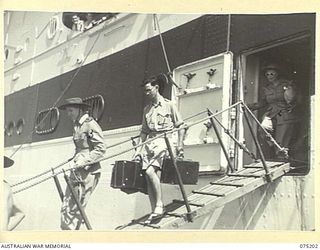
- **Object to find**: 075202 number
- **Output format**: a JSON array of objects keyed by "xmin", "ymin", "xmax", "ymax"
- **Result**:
[{"xmin": 300, "ymin": 244, "xmax": 318, "ymax": 248}]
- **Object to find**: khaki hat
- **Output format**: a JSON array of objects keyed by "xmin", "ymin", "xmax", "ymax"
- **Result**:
[
  {"xmin": 58, "ymin": 97, "xmax": 90, "ymax": 110},
  {"xmin": 4, "ymin": 156, "xmax": 14, "ymax": 168},
  {"xmin": 262, "ymin": 63, "xmax": 281, "ymax": 73}
]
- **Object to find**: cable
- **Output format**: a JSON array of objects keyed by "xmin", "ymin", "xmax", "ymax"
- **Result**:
[
  {"xmin": 241, "ymin": 102, "xmax": 284, "ymax": 152},
  {"xmin": 213, "ymin": 116, "xmax": 257, "ymax": 160},
  {"xmin": 154, "ymin": 14, "xmax": 171, "ymax": 73}
]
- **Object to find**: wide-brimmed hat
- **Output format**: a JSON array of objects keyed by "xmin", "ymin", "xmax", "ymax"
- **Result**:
[
  {"xmin": 58, "ymin": 97, "xmax": 91, "ymax": 110},
  {"xmin": 4, "ymin": 156, "xmax": 14, "ymax": 168}
]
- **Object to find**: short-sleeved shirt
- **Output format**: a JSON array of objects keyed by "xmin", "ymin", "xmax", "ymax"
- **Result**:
[
  {"xmin": 141, "ymin": 96, "xmax": 184, "ymax": 135},
  {"xmin": 73, "ymin": 113, "xmax": 106, "ymax": 174},
  {"xmin": 140, "ymin": 96, "xmax": 183, "ymax": 169}
]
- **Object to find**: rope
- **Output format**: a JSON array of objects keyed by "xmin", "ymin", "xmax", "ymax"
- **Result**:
[
  {"xmin": 11, "ymin": 109, "xmax": 208, "ymax": 188},
  {"xmin": 12, "ymin": 102, "xmax": 241, "ymax": 194},
  {"xmin": 212, "ymin": 116, "xmax": 257, "ymax": 160},
  {"xmin": 9, "ymin": 22, "xmax": 106, "ymax": 159},
  {"xmin": 153, "ymin": 14, "xmax": 181, "ymax": 90},
  {"xmin": 241, "ymin": 102, "xmax": 285, "ymax": 152},
  {"xmin": 11, "ymin": 157, "xmax": 73, "ymax": 187},
  {"xmin": 154, "ymin": 14, "xmax": 171, "ymax": 73},
  {"xmin": 184, "ymin": 110, "xmax": 208, "ymax": 121}
]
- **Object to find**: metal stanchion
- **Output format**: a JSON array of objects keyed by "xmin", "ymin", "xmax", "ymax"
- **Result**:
[
  {"xmin": 62, "ymin": 169, "xmax": 92, "ymax": 230},
  {"xmin": 163, "ymin": 134, "xmax": 195, "ymax": 222},
  {"xmin": 207, "ymin": 109, "xmax": 234, "ymax": 173},
  {"xmin": 241, "ymin": 105, "xmax": 271, "ymax": 182},
  {"xmin": 52, "ymin": 168, "xmax": 64, "ymax": 201}
]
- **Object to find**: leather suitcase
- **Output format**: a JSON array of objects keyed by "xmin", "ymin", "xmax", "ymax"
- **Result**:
[
  {"xmin": 160, "ymin": 158, "xmax": 199, "ymax": 185},
  {"xmin": 110, "ymin": 160, "xmax": 147, "ymax": 194}
]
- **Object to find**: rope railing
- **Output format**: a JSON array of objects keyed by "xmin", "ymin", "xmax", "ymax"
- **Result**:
[
  {"xmin": 241, "ymin": 102, "xmax": 289, "ymax": 157},
  {"xmin": 213, "ymin": 115, "xmax": 257, "ymax": 160},
  {"xmin": 11, "ymin": 157, "xmax": 73, "ymax": 188},
  {"xmin": 12, "ymin": 100, "xmax": 295, "ymax": 194},
  {"xmin": 10, "ymin": 109, "xmax": 210, "ymax": 189},
  {"xmin": 12, "ymin": 102, "xmax": 241, "ymax": 194}
]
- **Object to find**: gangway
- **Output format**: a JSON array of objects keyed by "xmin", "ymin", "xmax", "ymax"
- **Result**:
[{"xmin": 116, "ymin": 161, "xmax": 290, "ymax": 230}]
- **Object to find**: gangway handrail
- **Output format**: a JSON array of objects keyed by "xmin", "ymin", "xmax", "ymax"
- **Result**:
[
  {"xmin": 12, "ymin": 101, "xmax": 241, "ymax": 194},
  {"xmin": 10, "ymin": 109, "xmax": 210, "ymax": 188},
  {"xmin": 13, "ymin": 100, "xmax": 292, "ymax": 193},
  {"xmin": 12, "ymin": 100, "xmax": 293, "ymax": 193},
  {"xmin": 241, "ymin": 102, "xmax": 288, "ymax": 157}
]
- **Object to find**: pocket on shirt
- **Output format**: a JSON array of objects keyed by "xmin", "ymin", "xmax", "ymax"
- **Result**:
[
  {"xmin": 73, "ymin": 132, "xmax": 88, "ymax": 148},
  {"xmin": 157, "ymin": 112, "xmax": 171, "ymax": 128}
]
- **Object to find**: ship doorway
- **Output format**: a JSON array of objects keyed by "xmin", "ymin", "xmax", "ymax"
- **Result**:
[{"xmin": 241, "ymin": 36, "xmax": 312, "ymax": 174}]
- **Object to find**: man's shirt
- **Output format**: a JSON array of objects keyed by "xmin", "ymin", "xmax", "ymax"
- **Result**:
[
  {"xmin": 73, "ymin": 113, "xmax": 106, "ymax": 172},
  {"xmin": 141, "ymin": 96, "xmax": 183, "ymax": 134}
]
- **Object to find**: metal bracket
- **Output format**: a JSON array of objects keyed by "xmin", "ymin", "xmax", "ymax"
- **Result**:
[{"xmin": 183, "ymin": 72, "xmax": 196, "ymax": 82}]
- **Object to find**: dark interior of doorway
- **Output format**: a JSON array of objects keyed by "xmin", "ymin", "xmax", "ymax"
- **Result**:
[{"xmin": 245, "ymin": 37, "xmax": 312, "ymax": 175}]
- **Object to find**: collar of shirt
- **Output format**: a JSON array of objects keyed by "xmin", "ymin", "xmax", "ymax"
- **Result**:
[
  {"xmin": 76, "ymin": 113, "xmax": 89, "ymax": 126},
  {"xmin": 151, "ymin": 95, "xmax": 165, "ymax": 108}
]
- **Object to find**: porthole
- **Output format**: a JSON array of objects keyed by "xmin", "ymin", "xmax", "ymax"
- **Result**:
[
  {"xmin": 6, "ymin": 121, "xmax": 15, "ymax": 137},
  {"xmin": 16, "ymin": 118, "xmax": 25, "ymax": 135},
  {"xmin": 47, "ymin": 16, "xmax": 59, "ymax": 39},
  {"xmin": 4, "ymin": 48, "xmax": 9, "ymax": 61},
  {"xmin": 82, "ymin": 95, "xmax": 105, "ymax": 121},
  {"xmin": 35, "ymin": 107, "xmax": 60, "ymax": 135}
]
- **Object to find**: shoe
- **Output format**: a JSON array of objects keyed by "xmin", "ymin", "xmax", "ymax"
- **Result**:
[{"xmin": 144, "ymin": 205, "xmax": 164, "ymax": 224}]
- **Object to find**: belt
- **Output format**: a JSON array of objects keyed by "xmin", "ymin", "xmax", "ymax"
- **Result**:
[
  {"xmin": 75, "ymin": 148, "xmax": 90, "ymax": 153},
  {"xmin": 148, "ymin": 131, "xmax": 172, "ymax": 138}
]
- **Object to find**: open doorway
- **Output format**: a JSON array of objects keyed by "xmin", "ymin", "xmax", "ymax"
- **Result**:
[{"xmin": 242, "ymin": 36, "xmax": 312, "ymax": 174}]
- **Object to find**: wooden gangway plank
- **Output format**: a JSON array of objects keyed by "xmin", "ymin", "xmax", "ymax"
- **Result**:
[{"xmin": 117, "ymin": 161, "xmax": 290, "ymax": 230}]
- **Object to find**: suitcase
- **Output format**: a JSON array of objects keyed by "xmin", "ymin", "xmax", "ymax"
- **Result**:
[
  {"xmin": 110, "ymin": 160, "xmax": 147, "ymax": 194},
  {"xmin": 160, "ymin": 158, "xmax": 199, "ymax": 185}
]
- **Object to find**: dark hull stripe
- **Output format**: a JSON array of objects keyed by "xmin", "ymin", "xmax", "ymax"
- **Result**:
[{"xmin": 5, "ymin": 14, "xmax": 315, "ymax": 147}]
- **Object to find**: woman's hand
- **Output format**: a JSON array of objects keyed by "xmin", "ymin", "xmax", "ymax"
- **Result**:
[
  {"xmin": 176, "ymin": 147, "xmax": 184, "ymax": 159},
  {"xmin": 261, "ymin": 116, "xmax": 273, "ymax": 131},
  {"xmin": 133, "ymin": 152, "xmax": 143, "ymax": 162}
]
